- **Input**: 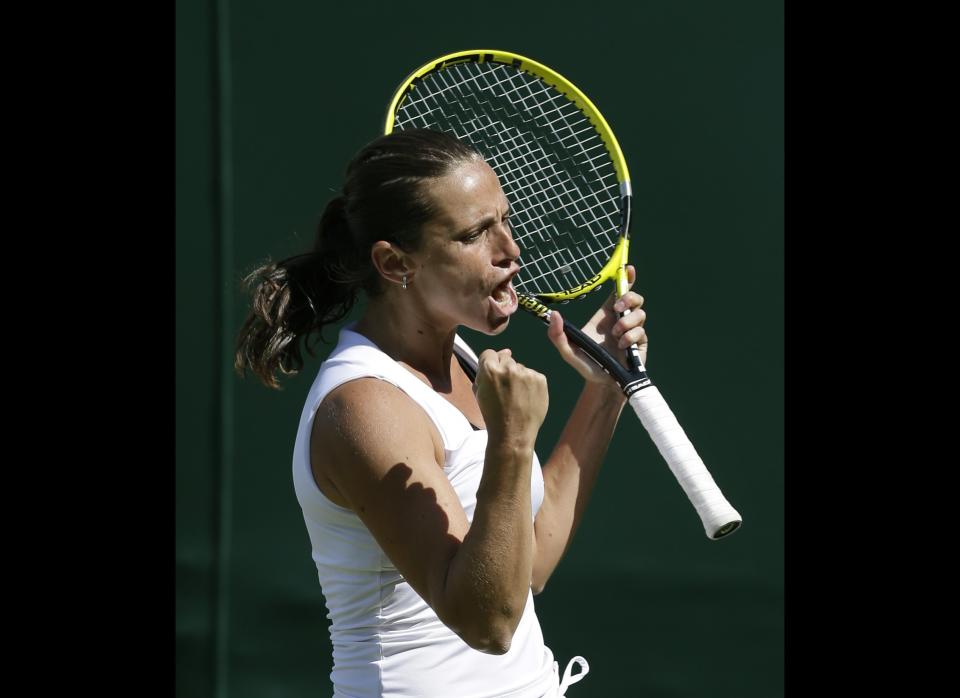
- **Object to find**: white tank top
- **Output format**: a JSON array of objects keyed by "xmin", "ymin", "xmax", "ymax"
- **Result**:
[{"xmin": 292, "ymin": 326, "xmax": 556, "ymax": 697}]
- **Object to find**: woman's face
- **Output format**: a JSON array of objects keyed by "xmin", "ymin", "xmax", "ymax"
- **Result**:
[{"xmin": 409, "ymin": 157, "xmax": 521, "ymax": 335}]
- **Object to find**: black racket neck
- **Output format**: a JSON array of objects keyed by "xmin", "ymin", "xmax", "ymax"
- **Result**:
[{"xmin": 560, "ymin": 318, "xmax": 651, "ymax": 396}]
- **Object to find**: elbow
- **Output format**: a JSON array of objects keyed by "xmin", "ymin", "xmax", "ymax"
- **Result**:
[
  {"xmin": 464, "ymin": 623, "xmax": 515, "ymax": 655},
  {"xmin": 531, "ymin": 581, "xmax": 546, "ymax": 596},
  {"xmin": 453, "ymin": 607, "xmax": 523, "ymax": 655}
]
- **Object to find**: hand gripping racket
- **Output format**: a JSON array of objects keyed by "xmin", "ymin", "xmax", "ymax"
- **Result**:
[{"xmin": 385, "ymin": 50, "xmax": 742, "ymax": 539}]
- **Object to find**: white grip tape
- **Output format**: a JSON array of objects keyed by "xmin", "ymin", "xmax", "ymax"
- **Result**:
[{"xmin": 628, "ymin": 386, "xmax": 742, "ymax": 539}]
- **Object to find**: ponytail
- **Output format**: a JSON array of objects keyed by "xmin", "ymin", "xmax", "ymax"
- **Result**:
[
  {"xmin": 234, "ymin": 196, "xmax": 365, "ymax": 388},
  {"xmin": 235, "ymin": 129, "xmax": 480, "ymax": 388}
]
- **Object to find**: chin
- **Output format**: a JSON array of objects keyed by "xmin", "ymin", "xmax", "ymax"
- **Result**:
[
  {"xmin": 468, "ymin": 316, "xmax": 511, "ymax": 336},
  {"xmin": 488, "ymin": 318, "xmax": 511, "ymax": 335},
  {"xmin": 484, "ymin": 317, "xmax": 510, "ymax": 337}
]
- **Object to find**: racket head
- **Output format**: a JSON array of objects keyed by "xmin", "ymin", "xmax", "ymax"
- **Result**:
[{"xmin": 385, "ymin": 50, "xmax": 634, "ymax": 307}]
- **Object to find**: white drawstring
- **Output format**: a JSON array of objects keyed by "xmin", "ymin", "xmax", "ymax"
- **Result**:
[{"xmin": 554, "ymin": 655, "xmax": 589, "ymax": 696}]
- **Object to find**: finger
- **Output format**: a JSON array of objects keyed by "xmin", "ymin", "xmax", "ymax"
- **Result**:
[
  {"xmin": 617, "ymin": 325, "xmax": 648, "ymax": 349},
  {"xmin": 617, "ymin": 264, "xmax": 636, "ymax": 297},
  {"xmin": 498, "ymin": 348, "xmax": 518, "ymax": 372},
  {"xmin": 547, "ymin": 311, "xmax": 600, "ymax": 376},
  {"xmin": 480, "ymin": 347, "xmax": 513, "ymax": 365},
  {"xmin": 478, "ymin": 348, "xmax": 499, "ymax": 370},
  {"xmin": 547, "ymin": 310, "xmax": 569, "ymax": 351},
  {"xmin": 613, "ymin": 291, "xmax": 645, "ymax": 314},
  {"xmin": 546, "ymin": 311, "xmax": 581, "ymax": 363},
  {"xmin": 613, "ymin": 307, "xmax": 647, "ymax": 335}
]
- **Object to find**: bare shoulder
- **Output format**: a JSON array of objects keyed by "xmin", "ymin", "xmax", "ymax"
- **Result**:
[{"xmin": 311, "ymin": 378, "xmax": 444, "ymax": 498}]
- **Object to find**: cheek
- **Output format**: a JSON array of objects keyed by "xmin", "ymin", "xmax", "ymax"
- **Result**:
[
  {"xmin": 419, "ymin": 246, "xmax": 491, "ymax": 301},
  {"xmin": 437, "ymin": 253, "xmax": 486, "ymax": 288}
]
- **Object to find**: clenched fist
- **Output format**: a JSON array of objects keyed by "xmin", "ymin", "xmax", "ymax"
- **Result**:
[{"xmin": 475, "ymin": 349, "xmax": 549, "ymax": 449}]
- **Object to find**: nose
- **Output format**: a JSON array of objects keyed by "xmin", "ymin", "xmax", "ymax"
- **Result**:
[{"xmin": 494, "ymin": 221, "xmax": 521, "ymax": 266}]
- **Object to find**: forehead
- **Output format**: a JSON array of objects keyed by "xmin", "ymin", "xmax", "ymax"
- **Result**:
[{"xmin": 424, "ymin": 158, "xmax": 508, "ymax": 229}]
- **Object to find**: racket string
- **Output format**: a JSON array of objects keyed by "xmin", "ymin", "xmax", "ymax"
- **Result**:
[{"xmin": 395, "ymin": 60, "xmax": 622, "ymax": 294}]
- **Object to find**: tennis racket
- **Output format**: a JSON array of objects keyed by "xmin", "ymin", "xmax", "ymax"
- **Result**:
[{"xmin": 384, "ymin": 50, "xmax": 741, "ymax": 540}]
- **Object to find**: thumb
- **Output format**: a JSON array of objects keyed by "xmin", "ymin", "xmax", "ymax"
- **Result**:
[
  {"xmin": 547, "ymin": 309, "xmax": 607, "ymax": 383},
  {"xmin": 547, "ymin": 310, "xmax": 569, "ymax": 351},
  {"xmin": 547, "ymin": 310, "xmax": 580, "ymax": 365}
]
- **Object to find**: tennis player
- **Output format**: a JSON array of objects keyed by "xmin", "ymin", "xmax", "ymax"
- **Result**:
[{"xmin": 235, "ymin": 129, "xmax": 648, "ymax": 697}]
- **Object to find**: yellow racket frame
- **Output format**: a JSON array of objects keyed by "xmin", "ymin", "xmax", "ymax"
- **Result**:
[{"xmin": 385, "ymin": 49, "xmax": 634, "ymax": 305}]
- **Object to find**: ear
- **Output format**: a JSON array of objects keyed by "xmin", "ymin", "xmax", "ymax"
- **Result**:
[{"xmin": 370, "ymin": 240, "xmax": 416, "ymax": 289}]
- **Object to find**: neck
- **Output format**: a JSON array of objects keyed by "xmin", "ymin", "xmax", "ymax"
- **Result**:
[{"xmin": 353, "ymin": 295, "xmax": 458, "ymax": 389}]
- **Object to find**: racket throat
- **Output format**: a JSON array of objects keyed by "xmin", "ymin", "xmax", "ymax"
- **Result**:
[{"xmin": 557, "ymin": 314, "xmax": 652, "ymax": 395}]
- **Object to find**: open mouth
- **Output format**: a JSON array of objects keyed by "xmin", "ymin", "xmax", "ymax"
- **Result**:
[{"xmin": 490, "ymin": 277, "xmax": 518, "ymax": 317}]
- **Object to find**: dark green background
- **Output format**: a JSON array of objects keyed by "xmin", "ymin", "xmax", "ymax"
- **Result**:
[{"xmin": 176, "ymin": 1, "xmax": 783, "ymax": 696}]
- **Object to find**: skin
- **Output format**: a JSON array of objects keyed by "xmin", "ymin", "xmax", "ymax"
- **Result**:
[{"xmin": 310, "ymin": 157, "xmax": 648, "ymax": 655}]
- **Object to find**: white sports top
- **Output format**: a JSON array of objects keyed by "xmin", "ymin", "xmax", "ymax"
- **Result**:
[{"xmin": 292, "ymin": 326, "xmax": 557, "ymax": 697}]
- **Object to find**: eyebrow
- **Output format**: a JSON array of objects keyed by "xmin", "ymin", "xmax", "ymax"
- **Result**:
[{"xmin": 454, "ymin": 205, "xmax": 511, "ymax": 237}]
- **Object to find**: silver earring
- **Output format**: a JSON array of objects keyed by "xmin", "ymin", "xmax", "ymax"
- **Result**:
[{"xmin": 401, "ymin": 275, "xmax": 407, "ymax": 290}]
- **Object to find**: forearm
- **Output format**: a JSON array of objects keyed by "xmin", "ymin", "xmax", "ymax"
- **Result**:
[
  {"xmin": 532, "ymin": 381, "xmax": 626, "ymax": 592},
  {"xmin": 441, "ymin": 437, "xmax": 534, "ymax": 653}
]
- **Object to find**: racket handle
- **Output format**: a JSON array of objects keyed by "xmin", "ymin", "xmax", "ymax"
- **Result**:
[{"xmin": 628, "ymin": 387, "xmax": 742, "ymax": 539}]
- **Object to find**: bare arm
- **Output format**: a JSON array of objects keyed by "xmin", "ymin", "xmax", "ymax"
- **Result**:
[
  {"xmin": 312, "ymin": 349, "xmax": 547, "ymax": 654},
  {"xmin": 531, "ymin": 265, "xmax": 648, "ymax": 593},
  {"xmin": 531, "ymin": 382, "xmax": 625, "ymax": 592}
]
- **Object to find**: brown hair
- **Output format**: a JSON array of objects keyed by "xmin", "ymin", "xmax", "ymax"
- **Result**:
[{"xmin": 234, "ymin": 129, "xmax": 479, "ymax": 388}]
